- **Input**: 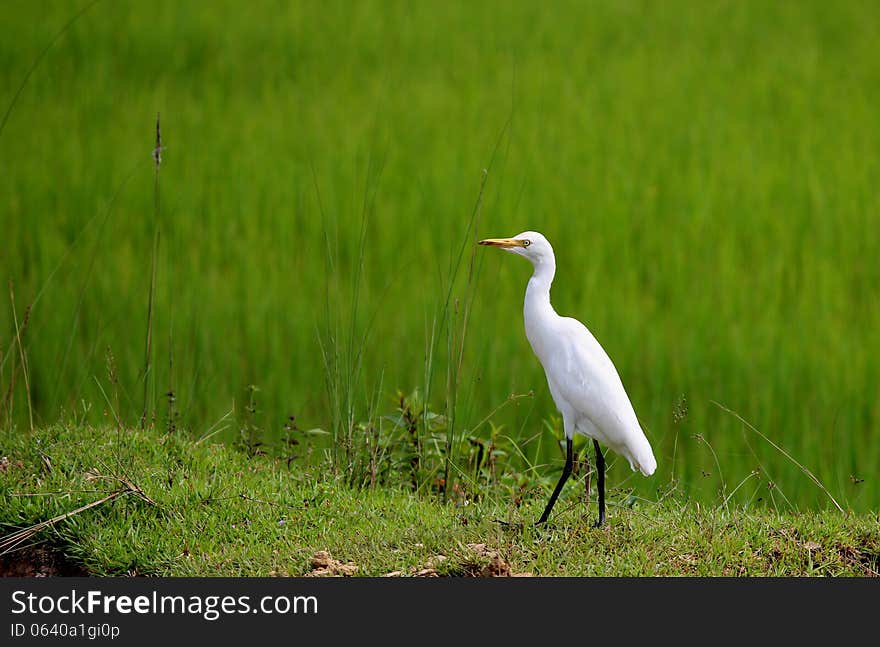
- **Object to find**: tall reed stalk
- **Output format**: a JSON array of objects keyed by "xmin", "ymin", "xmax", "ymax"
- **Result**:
[{"xmin": 141, "ymin": 113, "xmax": 162, "ymax": 429}]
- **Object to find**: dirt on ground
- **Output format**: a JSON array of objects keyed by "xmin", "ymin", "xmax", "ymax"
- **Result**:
[
  {"xmin": 0, "ymin": 547, "xmax": 90, "ymax": 577},
  {"xmin": 304, "ymin": 550, "xmax": 358, "ymax": 577}
]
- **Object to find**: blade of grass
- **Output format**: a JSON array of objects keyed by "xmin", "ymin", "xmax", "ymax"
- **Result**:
[
  {"xmin": 0, "ymin": 0, "xmax": 103, "ymax": 142},
  {"xmin": 141, "ymin": 113, "xmax": 162, "ymax": 429},
  {"xmin": 712, "ymin": 400, "xmax": 844, "ymax": 513},
  {"xmin": 9, "ymin": 281, "xmax": 33, "ymax": 431}
]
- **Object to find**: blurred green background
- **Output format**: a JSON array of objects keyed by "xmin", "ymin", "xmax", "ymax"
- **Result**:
[{"xmin": 1, "ymin": 0, "xmax": 878, "ymax": 509}]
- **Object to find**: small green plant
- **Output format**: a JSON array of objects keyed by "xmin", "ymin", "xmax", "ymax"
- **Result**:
[
  {"xmin": 164, "ymin": 390, "xmax": 179, "ymax": 435},
  {"xmin": 281, "ymin": 415, "xmax": 302, "ymax": 468},
  {"xmin": 237, "ymin": 384, "xmax": 266, "ymax": 457},
  {"xmin": 380, "ymin": 389, "xmax": 447, "ymax": 491}
]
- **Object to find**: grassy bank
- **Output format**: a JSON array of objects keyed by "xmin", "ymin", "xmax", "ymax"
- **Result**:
[{"xmin": 1, "ymin": 425, "xmax": 876, "ymax": 576}]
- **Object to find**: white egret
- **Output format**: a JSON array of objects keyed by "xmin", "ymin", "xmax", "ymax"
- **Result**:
[{"xmin": 479, "ymin": 231, "xmax": 656, "ymax": 526}]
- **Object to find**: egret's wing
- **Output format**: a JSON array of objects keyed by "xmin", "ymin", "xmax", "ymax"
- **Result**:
[
  {"xmin": 546, "ymin": 318, "xmax": 641, "ymax": 441},
  {"xmin": 543, "ymin": 317, "xmax": 656, "ymax": 474}
]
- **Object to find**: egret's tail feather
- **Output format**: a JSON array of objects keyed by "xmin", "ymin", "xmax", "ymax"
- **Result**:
[
  {"xmin": 636, "ymin": 451, "xmax": 657, "ymax": 477},
  {"xmin": 627, "ymin": 436, "xmax": 657, "ymax": 476}
]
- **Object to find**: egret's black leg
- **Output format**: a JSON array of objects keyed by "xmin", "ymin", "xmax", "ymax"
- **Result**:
[
  {"xmin": 593, "ymin": 439, "xmax": 605, "ymax": 528},
  {"xmin": 537, "ymin": 437, "xmax": 573, "ymax": 525}
]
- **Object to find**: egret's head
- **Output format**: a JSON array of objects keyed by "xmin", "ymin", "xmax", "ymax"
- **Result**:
[{"xmin": 478, "ymin": 231, "xmax": 553, "ymax": 265}]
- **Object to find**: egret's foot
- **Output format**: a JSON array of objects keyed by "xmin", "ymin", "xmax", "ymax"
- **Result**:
[{"xmin": 593, "ymin": 516, "xmax": 606, "ymax": 529}]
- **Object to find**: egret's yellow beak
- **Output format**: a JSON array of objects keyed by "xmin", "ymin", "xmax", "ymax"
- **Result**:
[{"xmin": 478, "ymin": 238, "xmax": 527, "ymax": 248}]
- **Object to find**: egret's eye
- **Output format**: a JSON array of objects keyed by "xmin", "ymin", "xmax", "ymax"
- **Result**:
[{"xmin": 522, "ymin": 240, "xmax": 531, "ymax": 247}]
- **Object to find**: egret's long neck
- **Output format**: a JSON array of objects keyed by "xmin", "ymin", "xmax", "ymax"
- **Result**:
[{"xmin": 523, "ymin": 254, "xmax": 558, "ymax": 353}]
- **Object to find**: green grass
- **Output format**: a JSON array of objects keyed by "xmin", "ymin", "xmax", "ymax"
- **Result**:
[
  {"xmin": 1, "ymin": 1, "xmax": 879, "ymax": 510},
  {"xmin": 1, "ymin": 425, "xmax": 877, "ymax": 576}
]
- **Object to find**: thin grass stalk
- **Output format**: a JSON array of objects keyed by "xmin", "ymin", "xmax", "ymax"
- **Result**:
[
  {"xmin": 691, "ymin": 433, "xmax": 728, "ymax": 513},
  {"xmin": 713, "ymin": 400, "xmax": 844, "ymax": 513},
  {"xmin": 105, "ymin": 345, "xmax": 123, "ymax": 471},
  {"xmin": 1, "ymin": 335, "xmax": 14, "ymax": 427},
  {"xmin": 316, "ymin": 144, "xmax": 386, "ymax": 481},
  {"xmin": 49, "ymin": 161, "xmax": 142, "ymax": 415},
  {"xmin": 346, "ymin": 151, "xmax": 386, "ymax": 477},
  {"xmin": 0, "ymin": 339, "xmax": 4, "ymax": 422},
  {"xmin": 141, "ymin": 114, "xmax": 162, "ymax": 429},
  {"xmin": 312, "ymin": 154, "xmax": 346, "ymax": 473},
  {"xmin": 311, "ymin": 161, "xmax": 342, "ymax": 473},
  {"xmin": 0, "ymin": 0, "xmax": 102, "ymax": 142},
  {"xmin": 439, "ymin": 167, "xmax": 493, "ymax": 501},
  {"xmin": 0, "ymin": 490, "xmax": 127, "ymax": 556},
  {"xmin": 166, "ymin": 304, "xmax": 176, "ymax": 434},
  {"xmin": 9, "ymin": 282, "xmax": 33, "ymax": 431},
  {"xmin": 342, "ymin": 158, "xmax": 372, "ymax": 471},
  {"xmin": 442, "ymin": 168, "xmax": 490, "ymax": 497},
  {"xmin": 422, "ymin": 120, "xmax": 509, "ymax": 502}
]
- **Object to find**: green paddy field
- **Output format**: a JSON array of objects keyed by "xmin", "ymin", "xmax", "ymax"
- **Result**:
[{"xmin": 2, "ymin": 1, "xmax": 879, "ymax": 512}]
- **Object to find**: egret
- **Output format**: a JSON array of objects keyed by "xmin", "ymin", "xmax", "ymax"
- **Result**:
[{"xmin": 479, "ymin": 231, "xmax": 656, "ymax": 527}]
